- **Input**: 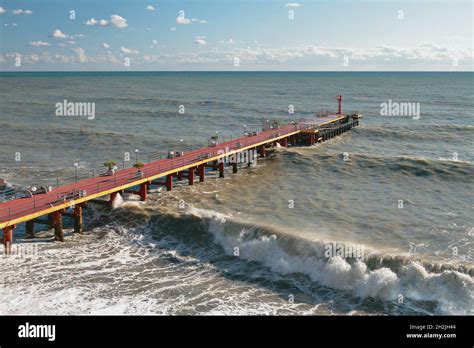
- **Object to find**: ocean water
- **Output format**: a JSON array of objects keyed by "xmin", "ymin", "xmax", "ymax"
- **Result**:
[{"xmin": 0, "ymin": 72, "xmax": 472, "ymax": 315}]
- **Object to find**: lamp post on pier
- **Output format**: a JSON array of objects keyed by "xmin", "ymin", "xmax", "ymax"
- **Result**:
[
  {"xmin": 135, "ymin": 149, "xmax": 139, "ymax": 164},
  {"xmin": 74, "ymin": 162, "xmax": 79, "ymax": 182}
]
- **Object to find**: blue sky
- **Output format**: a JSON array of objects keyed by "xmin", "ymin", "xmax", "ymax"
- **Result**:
[{"xmin": 0, "ymin": 0, "xmax": 472, "ymax": 71}]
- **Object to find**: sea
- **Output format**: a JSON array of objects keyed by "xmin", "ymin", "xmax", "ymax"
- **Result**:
[{"xmin": 0, "ymin": 72, "xmax": 472, "ymax": 315}]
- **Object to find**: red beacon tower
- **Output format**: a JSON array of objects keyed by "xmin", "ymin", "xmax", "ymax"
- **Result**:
[{"xmin": 336, "ymin": 94, "xmax": 343, "ymax": 115}]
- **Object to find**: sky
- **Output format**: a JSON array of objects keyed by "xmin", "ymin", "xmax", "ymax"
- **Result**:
[{"xmin": 0, "ymin": 0, "xmax": 472, "ymax": 71}]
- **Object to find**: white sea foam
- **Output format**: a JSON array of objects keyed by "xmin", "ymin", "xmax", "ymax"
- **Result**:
[{"xmin": 111, "ymin": 192, "xmax": 124, "ymax": 208}]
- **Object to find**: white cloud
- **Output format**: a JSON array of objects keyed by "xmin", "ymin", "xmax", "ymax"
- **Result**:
[
  {"xmin": 221, "ymin": 38, "xmax": 235, "ymax": 44},
  {"xmin": 4, "ymin": 41, "xmax": 470, "ymax": 70},
  {"xmin": 102, "ymin": 43, "xmax": 110, "ymax": 48},
  {"xmin": 72, "ymin": 47, "xmax": 88, "ymax": 63},
  {"xmin": 170, "ymin": 27, "xmax": 177, "ymax": 31},
  {"xmin": 110, "ymin": 15, "xmax": 128, "ymax": 28},
  {"xmin": 85, "ymin": 18, "xmax": 109, "ymax": 26},
  {"xmin": 176, "ymin": 15, "xmax": 191, "ymax": 25},
  {"xmin": 68, "ymin": 40, "xmax": 76, "ymax": 45},
  {"xmin": 192, "ymin": 18, "xmax": 208, "ymax": 24},
  {"xmin": 234, "ymin": 46, "xmax": 304, "ymax": 63},
  {"xmin": 85, "ymin": 15, "xmax": 125, "ymax": 28},
  {"xmin": 285, "ymin": 3, "xmax": 301, "ymax": 7},
  {"xmin": 85, "ymin": 18, "xmax": 98, "ymax": 26},
  {"xmin": 120, "ymin": 46, "xmax": 139, "ymax": 54},
  {"xmin": 0, "ymin": 7, "xmax": 6, "ymax": 14},
  {"xmin": 75, "ymin": 34, "xmax": 85, "ymax": 38},
  {"xmin": 29, "ymin": 41, "xmax": 50, "ymax": 47},
  {"xmin": 12, "ymin": 9, "xmax": 33, "ymax": 15},
  {"xmin": 146, "ymin": 5, "xmax": 155, "ymax": 11},
  {"xmin": 195, "ymin": 36, "xmax": 207, "ymax": 45},
  {"xmin": 52, "ymin": 29, "xmax": 68, "ymax": 39}
]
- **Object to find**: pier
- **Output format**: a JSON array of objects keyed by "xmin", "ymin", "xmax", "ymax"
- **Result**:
[{"xmin": 0, "ymin": 96, "xmax": 361, "ymax": 254}]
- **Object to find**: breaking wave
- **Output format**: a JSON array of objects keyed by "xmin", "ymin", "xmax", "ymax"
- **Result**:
[{"xmin": 175, "ymin": 206, "xmax": 474, "ymax": 315}]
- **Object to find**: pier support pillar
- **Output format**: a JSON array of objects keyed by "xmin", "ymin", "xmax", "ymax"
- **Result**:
[
  {"xmin": 232, "ymin": 162, "xmax": 238, "ymax": 174},
  {"xmin": 73, "ymin": 205, "xmax": 83, "ymax": 234},
  {"xmin": 139, "ymin": 182, "xmax": 148, "ymax": 201},
  {"xmin": 258, "ymin": 145, "xmax": 266, "ymax": 157},
  {"xmin": 166, "ymin": 175, "xmax": 173, "ymax": 191},
  {"xmin": 52, "ymin": 211, "xmax": 64, "ymax": 242},
  {"xmin": 110, "ymin": 191, "xmax": 118, "ymax": 206},
  {"xmin": 177, "ymin": 171, "xmax": 184, "ymax": 181},
  {"xmin": 280, "ymin": 137, "xmax": 288, "ymax": 147},
  {"xmin": 248, "ymin": 150, "xmax": 257, "ymax": 167},
  {"xmin": 188, "ymin": 168, "xmax": 195, "ymax": 186},
  {"xmin": 198, "ymin": 164, "xmax": 205, "ymax": 182},
  {"xmin": 26, "ymin": 220, "xmax": 35, "ymax": 239},
  {"xmin": 218, "ymin": 162, "xmax": 225, "ymax": 178},
  {"xmin": 3, "ymin": 226, "xmax": 13, "ymax": 255}
]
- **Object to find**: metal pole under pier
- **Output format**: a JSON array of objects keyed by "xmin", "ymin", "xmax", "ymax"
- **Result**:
[
  {"xmin": 2, "ymin": 226, "xmax": 14, "ymax": 255},
  {"xmin": 140, "ymin": 183, "xmax": 148, "ymax": 200},
  {"xmin": 110, "ymin": 191, "xmax": 119, "ymax": 206},
  {"xmin": 73, "ymin": 204, "xmax": 83, "ymax": 234},
  {"xmin": 218, "ymin": 162, "xmax": 225, "ymax": 178},
  {"xmin": 26, "ymin": 220, "xmax": 35, "ymax": 239},
  {"xmin": 166, "ymin": 175, "xmax": 173, "ymax": 191},
  {"xmin": 51, "ymin": 211, "xmax": 64, "ymax": 242},
  {"xmin": 188, "ymin": 167, "xmax": 195, "ymax": 185},
  {"xmin": 198, "ymin": 164, "xmax": 205, "ymax": 182}
]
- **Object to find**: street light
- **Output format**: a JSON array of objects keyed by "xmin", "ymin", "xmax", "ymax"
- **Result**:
[
  {"xmin": 243, "ymin": 124, "xmax": 247, "ymax": 135},
  {"xmin": 31, "ymin": 186, "xmax": 37, "ymax": 211},
  {"xmin": 74, "ymin": 162, "xmax": 79, "ymax": 182},
  {"xmin": 134, "ymin": 149, "xmax": 139, "ymax": 164},
  {"xmin": 179, "ymin": 139, "xmax": 183, "ymax": 153}
]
